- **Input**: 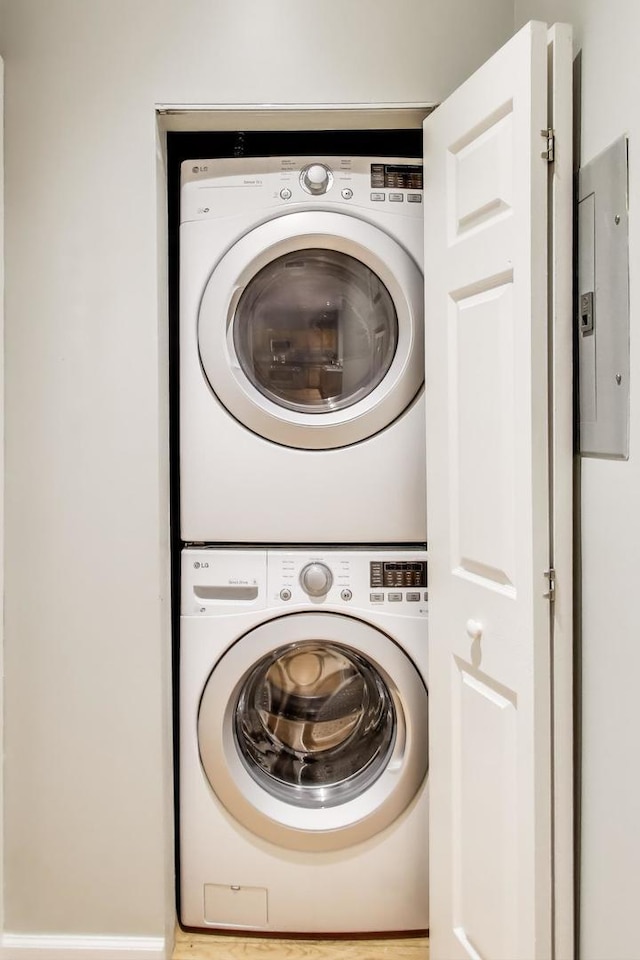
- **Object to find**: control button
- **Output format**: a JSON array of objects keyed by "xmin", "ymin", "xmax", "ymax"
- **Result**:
[
  {"xmin": 424, "ymin": 591, "xmax": 429, "ymax": 601},
  {"xmin": 370, "ymin": 592, "xmax": 384, "ymax": 602},
  {"xmin": 389, "ymin": 192, "xmax": 404, "ymax": 202},
  {"xmin": 341, "ymin": 589, "xmax": 353, "ymax": 601},
  {"xmin": 388, "ymin": 592, "xmax": 402, "ymax": 602},
  {"xmin": 370, "ymin": 163, "xmax": 385, "ymax": 187},
  {"xmin": 407, "ymin": 193, "xmax": 422, "ymax": 203},
  {"xmin": 279, "ymin": 588, "xmax": 292, "ymax": 601},
  {"xmin": 279, "ymin": 187, "xmax": 292, "ymax": 200},
  {"xmin": 301, "ymin": 163, "xmax": 333, "ymax": 196},
  {"xmin": 370, "ymin": 561, "xmax": 383, "ymax": 586},
  {"xmin": 407, "ymin": 592, "xmax": 421, "ymax": 601},
  {"xmin": 370, "ymin": 192, "xmax": 385, "ymax": 201},
  {"xmin": 300, "ymin": 562, "xmax": 333, "ymax": 597},
  {"xmin": 341, "ymin": 188, "xmax": 353, "ymax": 200}
]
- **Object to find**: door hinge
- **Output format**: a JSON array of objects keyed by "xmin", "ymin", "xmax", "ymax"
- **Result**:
[
  {"xmin": 543, "ymin": 567, "xmax": 556, "ymax": 601},
  {"xmin": 541, "ymin": 128, "xmax": 555, "ymax": 163}
]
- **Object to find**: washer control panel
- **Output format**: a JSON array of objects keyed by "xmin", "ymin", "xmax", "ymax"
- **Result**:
[{"xmin": 182, "ymin": 547, "xmax": 428, "ymax": 616}]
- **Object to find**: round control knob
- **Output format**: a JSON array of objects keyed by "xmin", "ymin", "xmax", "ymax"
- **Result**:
[
  {"xmin": 300, "ymin": 163, "xmax": 332, "ymax": 195},
  {"xmin": 299, "ymin": 562, "xmax": 333, "ymax": 597}
]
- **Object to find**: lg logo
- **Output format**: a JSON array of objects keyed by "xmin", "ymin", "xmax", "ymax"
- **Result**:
[{"xmin": 193, "ymin": 561, "xmax": 209, "ymax": 569}]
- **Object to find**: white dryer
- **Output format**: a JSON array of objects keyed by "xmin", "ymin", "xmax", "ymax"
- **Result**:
[
  {"xmin": 180, "ymin": 156, "xmax": 426, "ymax": 543},
  {"xmin": 179, "ymin": 546, "xmax": 429, "ymax": 934}
]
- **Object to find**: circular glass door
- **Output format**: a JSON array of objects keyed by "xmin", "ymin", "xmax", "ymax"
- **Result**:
[
  {"xmin": 197, "ymin": 212, "xmax": 424, "ymax": 450},
  {"xmin": 197, "ymin": 613, "xmax": 428, "ymax": 852},
  {"xmin": 233, "ymin": 249, "xmax": 398, "ymax": 416},
  {"xmin": 234, "ymin": 640, "xmax": 396, "ymax": 808}
]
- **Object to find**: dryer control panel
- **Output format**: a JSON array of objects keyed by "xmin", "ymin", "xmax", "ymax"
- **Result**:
[{"xmin": 180, "ymin": 156, "xmax": 424, "ymax": 223}]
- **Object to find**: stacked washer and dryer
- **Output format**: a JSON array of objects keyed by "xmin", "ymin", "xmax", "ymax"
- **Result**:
[{"xmin": 178, "ymin": 155, "xmax": 429, "ymax": 935}]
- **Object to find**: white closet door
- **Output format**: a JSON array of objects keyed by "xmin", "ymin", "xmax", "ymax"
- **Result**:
[
  {"xmin": 423, "ymin": 20, "xmax": 572, "ymax": 960},
  {"xmin": 0, "ymin": 54, "xmax": 4, "ymax": 941}
]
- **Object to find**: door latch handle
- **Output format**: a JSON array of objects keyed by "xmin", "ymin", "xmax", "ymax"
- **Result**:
[{"xmin": 465, "ymin": 619, "xmax": 483, "ymax": 641}]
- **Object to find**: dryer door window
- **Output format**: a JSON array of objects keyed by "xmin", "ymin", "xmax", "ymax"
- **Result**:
[
  {"xmin": 233, "ymin": 640, "xmax": 396, "ymax": 807},
  {"xmin": 233, "ymin": 250, "xmax": 398, "ymax": 415},
  {"xmin": 197, "ymin": 612, "xmax": 428, "ymax": 852},
  {"xmin": 197, "ymin": 211, "xmax": 423, "ymax": 450}
]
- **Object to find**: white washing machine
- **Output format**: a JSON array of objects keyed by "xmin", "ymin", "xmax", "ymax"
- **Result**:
[
  {"xmin": 180, "ymin": 156, "xmax": 426, "ymax": 544},
  {"xmin": 179, "ymin": 546, "xmax": 429, "ymax": 934}
]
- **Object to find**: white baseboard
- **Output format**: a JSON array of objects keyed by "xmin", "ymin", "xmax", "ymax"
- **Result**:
[{"xmin": 0, "ymin": 934, "xmax": 167, "ymax": 960}]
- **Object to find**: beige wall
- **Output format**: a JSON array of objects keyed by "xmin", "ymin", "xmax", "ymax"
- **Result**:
[
  {"xmin": 0, "ymin": 0, "xmax": 515, "ymax": 941},
  {"xmin": 514, "ymin": 3, "xmax": 639, "ymax": 959}
]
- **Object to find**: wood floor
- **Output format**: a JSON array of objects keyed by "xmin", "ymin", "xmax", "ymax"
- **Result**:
[{"xmin": 172, "ymin": 928, "xmax": 429, "ymax": 959}]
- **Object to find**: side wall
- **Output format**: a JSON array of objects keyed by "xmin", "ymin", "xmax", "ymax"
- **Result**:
[
  {"xmin": 0, "ymin": 0, "xmax": 514, "ymax": 939},
  {"xmin": 515, "ymin": 3, "xmax": 639, "ymax": 959}
]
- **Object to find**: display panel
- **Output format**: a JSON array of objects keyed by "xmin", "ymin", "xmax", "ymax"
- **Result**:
[
  {"xmin": 370, "ymin": 164, "xmax": 423, "ymax": 190},
  {"xmin": 370, "ymin": 560, "xmax": 427, "ymax": 588}
]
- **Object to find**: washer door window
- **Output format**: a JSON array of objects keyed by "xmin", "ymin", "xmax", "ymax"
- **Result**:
[
  {"xmin": 197, "ymin": 212, "xmax": 424, "ymax": 449},
  {"xmin": 234, "ymin": 640, "xmax": 396, "ymax": 808},
  {"xmin": 197, "ymin": 613, "xmax": 428, "ymax": 852}
]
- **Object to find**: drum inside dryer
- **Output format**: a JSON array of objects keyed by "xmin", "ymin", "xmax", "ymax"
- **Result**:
[{"xmin": 233, "ymin": 249, "xmax": 398, "ymax": 414}]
